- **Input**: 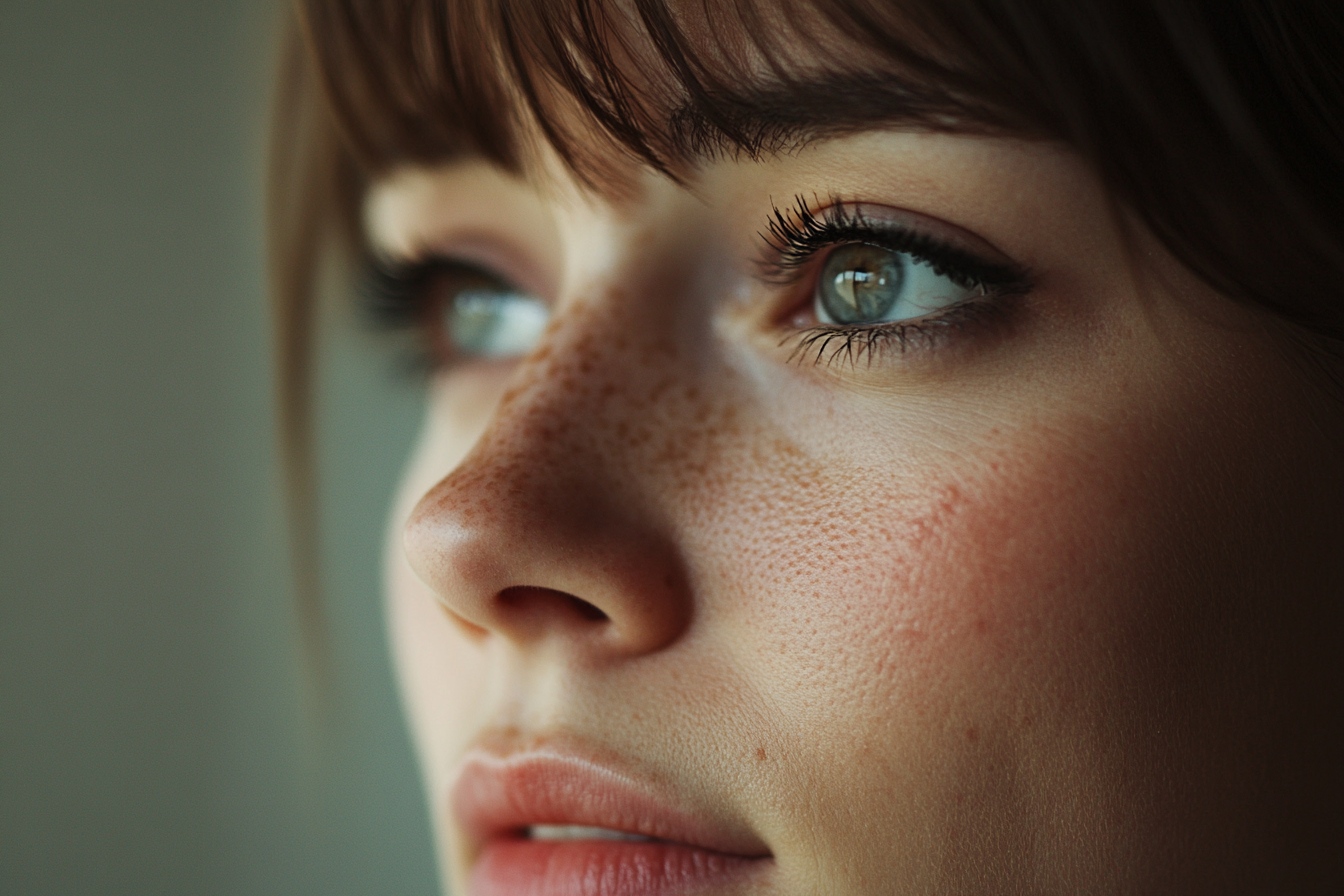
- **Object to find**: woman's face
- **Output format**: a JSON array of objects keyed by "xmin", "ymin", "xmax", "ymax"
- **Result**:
[{"xmin": 370, "ymin": 126, "xmax": 1344, "ymax": 893}]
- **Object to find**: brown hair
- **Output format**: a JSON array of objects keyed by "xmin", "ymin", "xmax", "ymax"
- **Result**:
[{"xmin": 270, "ymin": 0, "xmax": 1344, "ymax": 631}]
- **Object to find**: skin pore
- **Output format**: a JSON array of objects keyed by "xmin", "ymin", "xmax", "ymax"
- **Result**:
[{"xmin": 370, "ymin": 127, "xmax": 1344, "ymax": 893}]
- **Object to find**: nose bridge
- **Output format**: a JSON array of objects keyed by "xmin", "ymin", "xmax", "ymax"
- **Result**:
[
  {"xmin": 473, "ymin": 285, "xmax": 677, "ymax": 482},
  {"xmin": 403, "ymin": 279, "xmax": 696, "ymax": 657}
]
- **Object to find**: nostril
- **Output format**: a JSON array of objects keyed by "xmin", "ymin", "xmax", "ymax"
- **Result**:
[
  {"xmin": 497, "ymin": 586, "xmax": 610, "ymax": 624},
  {"xmin": 568, "ymin": 596, "xmax": 609, "ymax": 622}
]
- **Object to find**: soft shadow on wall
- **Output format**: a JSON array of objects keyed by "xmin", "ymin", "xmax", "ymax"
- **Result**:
[{"xmin": 0, "ymin": 3, "xmax": 436, "ymax": 894}]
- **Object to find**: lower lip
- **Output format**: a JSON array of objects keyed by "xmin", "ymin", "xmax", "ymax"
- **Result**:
[{"xmin": 469, "ymin": 838, "xmax": 762, "ymax": 896}]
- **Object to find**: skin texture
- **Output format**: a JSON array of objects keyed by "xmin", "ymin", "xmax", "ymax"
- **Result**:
[{"xmin": 370, "ymin": 131, "xmax": 1344, "ymax": 894}]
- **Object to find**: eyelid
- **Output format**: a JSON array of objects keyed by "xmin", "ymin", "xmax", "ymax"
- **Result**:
[
  {"xmin": 363, "ymin": 162, "xmax": 562, "ymax": 294},
  {"xmin": 836, "ymin": 203, "xmax": 1019, "ymax": 268},
  {"xmin": 382, "ymin": 234, "xmax": 554, "ymax": 303}
]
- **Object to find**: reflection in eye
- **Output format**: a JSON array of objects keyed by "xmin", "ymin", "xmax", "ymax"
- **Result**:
[
  {"xmin": 447, "ymin": 287, "xmax": 549, "ymax": 358},
  {"xmin": 815, "ymin": 243, "xmax": 982, "ymax": 326}
]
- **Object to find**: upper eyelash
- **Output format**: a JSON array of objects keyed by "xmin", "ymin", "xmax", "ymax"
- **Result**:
[
  {"xmin": 362, "ymin": 254, "xmax": 443, "ymax": 330},
  {"xmin": 758, "ymin": 195, "xmax": 1030, "ymax": 292}
]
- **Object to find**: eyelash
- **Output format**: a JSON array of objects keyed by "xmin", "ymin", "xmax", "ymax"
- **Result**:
[{"xmin": 758, "ymin": 196, "xmax": 1033, "ymax": 367}]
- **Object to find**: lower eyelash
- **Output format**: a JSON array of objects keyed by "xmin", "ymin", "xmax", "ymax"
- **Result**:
[
  {"xmin": 787, "ymin": 325, "xmax": 935, "ymax": 367},
  {"xmin": 781, "ymin": 296, "xmax": 1008, "ymax": 368}
]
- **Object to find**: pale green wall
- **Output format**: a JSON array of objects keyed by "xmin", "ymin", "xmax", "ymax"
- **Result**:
[{"xmin": 1, "ymin": 3, "xmax": 437, "ymax": 893}]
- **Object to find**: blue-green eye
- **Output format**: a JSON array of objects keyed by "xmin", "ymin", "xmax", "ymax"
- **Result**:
[
  {"xmin": 445, "ymin": 282, "xmax": 549, "ymax": 358},
  {"xmin": 815, "ymin": 243, "xmax": 980, "ymax": 326},
  {"xmin": 361, "ymin": 257, "xmax": 550, "ymax": 368}
]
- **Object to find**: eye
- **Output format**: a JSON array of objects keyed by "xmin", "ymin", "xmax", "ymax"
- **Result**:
[
  {"xmin": 759, "ymin": 198, "xmax": 1033, "ymax": 366},
  {"xmin": 440, "ymin": 270, "xmax": 549, "ymax": 359},
  {"xmin": 363, "ymin": 257, "xmax": 550, "ymax": 367},
  {"xmin": 814, "ymin": 243, "xmax": 982, "ymax": 326}
]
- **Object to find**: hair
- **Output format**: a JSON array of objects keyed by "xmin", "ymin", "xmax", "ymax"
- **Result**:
[{"xmin": 268, "ymin": 0, "xmax": 1344, "ymax": 635}]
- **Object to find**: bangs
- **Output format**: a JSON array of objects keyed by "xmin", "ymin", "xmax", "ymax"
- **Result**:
[{"xmin": 296, "ymin": 0, "xmax": 1046, "ymax": 186}]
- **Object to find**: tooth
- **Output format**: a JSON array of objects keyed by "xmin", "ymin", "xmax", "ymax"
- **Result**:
[{"xmin": 527, "ymin": 824, "xmax": 653, "ymax": 842}]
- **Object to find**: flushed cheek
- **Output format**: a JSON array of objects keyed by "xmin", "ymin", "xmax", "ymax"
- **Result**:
[
  {"xmin": 705, "ymin": 407, "xmax": 1219, "ymax": 884},
  {"xmin": 719, "ymin": 424, "xmax": 1128, "ymax": 689}
]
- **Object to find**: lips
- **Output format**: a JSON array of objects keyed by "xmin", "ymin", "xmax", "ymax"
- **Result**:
[{"xmin": 452, "ymin": 745, "xmax": 771, "ymax": 895}]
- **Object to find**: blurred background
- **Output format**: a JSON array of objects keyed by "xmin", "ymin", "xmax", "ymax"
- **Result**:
[{"xmin": 2, "ymin": 2, "xmax": 439, "ymax": 893}]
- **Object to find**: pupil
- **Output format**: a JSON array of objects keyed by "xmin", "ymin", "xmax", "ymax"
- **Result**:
[{"xmin": 820, "ymin": 244, "xmax": 904, "ymax": 324}]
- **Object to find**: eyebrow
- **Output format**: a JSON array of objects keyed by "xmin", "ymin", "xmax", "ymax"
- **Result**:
[{"xmin": 663, "ymin": 72, "xmax": 1021, "ymax": 162}]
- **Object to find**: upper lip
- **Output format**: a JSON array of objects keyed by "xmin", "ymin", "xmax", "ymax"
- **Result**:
[{"xmin": 450, "ymin": 735, "xmax": 772, "ymax": 862}]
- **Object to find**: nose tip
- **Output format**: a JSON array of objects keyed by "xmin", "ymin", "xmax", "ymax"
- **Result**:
[{"xmin": 402, "ymin": 468, "xmax": 693, "ymax": 659}]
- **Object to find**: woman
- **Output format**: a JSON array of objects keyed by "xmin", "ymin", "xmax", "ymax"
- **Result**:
[{"xmin": 271, "ymin": 1, "xmax": 1344, "ymax": 892}]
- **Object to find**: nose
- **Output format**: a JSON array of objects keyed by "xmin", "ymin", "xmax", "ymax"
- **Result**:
[{"xmin": 402, "ymin": 337, "xmax": 693, "ymax": 659}]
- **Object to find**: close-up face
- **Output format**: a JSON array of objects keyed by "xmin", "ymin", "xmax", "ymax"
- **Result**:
[{"xmin": 368, "ymin": 125, "xmax": 1343, "ymax": 893}]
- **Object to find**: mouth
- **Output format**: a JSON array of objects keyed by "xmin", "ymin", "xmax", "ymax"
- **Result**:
[
  {"xmin": 452, "ymin": 743, "xmax": 772, "ymax": 895},
  {"xmin": 527, "ymin": 823, "xmax": 658, "ymax": 842}
]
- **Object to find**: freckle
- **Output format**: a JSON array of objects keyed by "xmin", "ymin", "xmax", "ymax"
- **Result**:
[
  {"xmin": 965, "ymin": 727, "xmax": 978, "ymax": 742},
  {"xmin": 755, "ymin": 747, "xmax": 767, "ymax": 762}
]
